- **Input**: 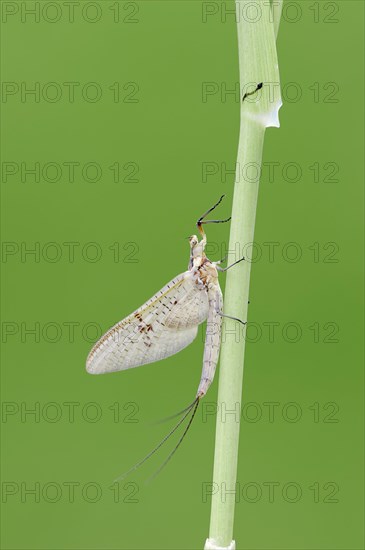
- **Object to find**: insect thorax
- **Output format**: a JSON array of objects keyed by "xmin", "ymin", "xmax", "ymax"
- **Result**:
[{"xmin": 193, "ymin": 257, "xmax": 218, "ymax": 288}]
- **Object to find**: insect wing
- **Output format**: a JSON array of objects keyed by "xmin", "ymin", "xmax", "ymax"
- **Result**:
[{"xmin": 86, "ymin": 270, "xmax": 209, "ymax": 374}]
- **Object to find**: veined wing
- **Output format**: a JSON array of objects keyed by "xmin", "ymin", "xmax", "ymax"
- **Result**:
[{"xmin": 86, "ymin": 270, "xmax": 209, "ymax": 374}]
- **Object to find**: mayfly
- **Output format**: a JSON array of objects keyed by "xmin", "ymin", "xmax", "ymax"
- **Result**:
[{"xmin": 86, "ymin": 195, "xmax": 245, "ymax": 477}]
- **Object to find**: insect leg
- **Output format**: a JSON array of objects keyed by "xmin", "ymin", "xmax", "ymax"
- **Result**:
[
  {"xmin": 197, "ymin": 195, "xmax": 231, "ymax": 236},
  {"xmin": 197, "ymin": 194, "xmax": 225, "ymax": 223},
  {"xmin": 242, "ymin": 82, "xmax": 263, "ymax": 102},
  {"xmin": 215, "ymin": 255, "xmax": 248, "ymax": 323},
  {"xmin": 217, "ymin": 311, "xmax": 246, "ymax": 326},
  {"xmin": 214, "ymin": 255, "xmax": 227, "ymax": 265},
  {"xmin": 213, "ymin": 291, "xmax": 246, "ymax": 325},
  {"xmin": 216, "ymin": 256, "xmax": 245, "ymax": 272}
]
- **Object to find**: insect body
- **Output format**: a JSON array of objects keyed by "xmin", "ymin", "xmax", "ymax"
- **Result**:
[{"xmin": 86, "ymin": 195, "xmax": 244, "ymax": 477}]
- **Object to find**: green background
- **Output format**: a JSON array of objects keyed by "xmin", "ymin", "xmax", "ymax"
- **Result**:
[{"xmin": 1, "ymin": 1, "xmax": 364, "ymax": 549}]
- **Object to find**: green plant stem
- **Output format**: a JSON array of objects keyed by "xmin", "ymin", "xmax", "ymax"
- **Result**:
[
  {"xmin": 273, "ymin": 0, "xmax": 283, "ymax": 38},
  {"xmin": 205, "ymin": 1, "xmax": 282, "ymax": 548}
]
